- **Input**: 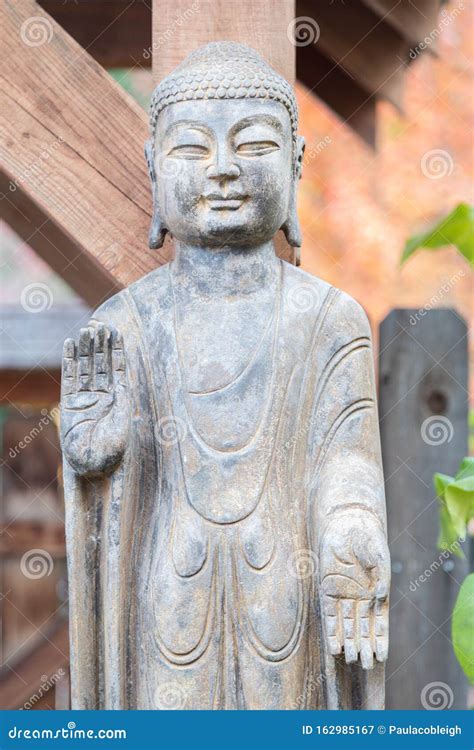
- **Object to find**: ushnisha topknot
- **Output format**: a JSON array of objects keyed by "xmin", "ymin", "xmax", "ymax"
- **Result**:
[{"xmin": 149, "ymin": 41, "xmax": 298, "ymax": 150}]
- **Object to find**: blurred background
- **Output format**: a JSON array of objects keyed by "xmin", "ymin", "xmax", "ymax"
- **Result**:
[{"xmin": 0, "ymin": 0, "xmax": 472, "ymax": 711}]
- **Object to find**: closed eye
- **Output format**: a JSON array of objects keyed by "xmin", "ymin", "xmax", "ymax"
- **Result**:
[
  {"xmin": 168, "ymin": 144, "xmax": 210, "ymax": 159},
  {"xmin": 236, "ymin": 141, "xmax": 280, "ymax": 156}
]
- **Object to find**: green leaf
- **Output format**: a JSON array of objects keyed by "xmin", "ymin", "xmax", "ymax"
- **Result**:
[
  {"xmin": 437, "ymin": 501, "xmax": 464, "ymax": 558},
  {"xmin": 456, "ymin": 456, "xmax": 474, "ymax": 481},
  {"xmin": 401, "ymin": 203, "xmax": 474, "ymax": 265},
  {"xmin": 434, "ymin": 471, "xmax": 454, "ymax": 498},
  {"xmin": 434, "ymin": 471, "xmax": 466, "ymax": 558},
  {"xmin": 452, "ymin": 573, "xmax": 474, "ymax": 685},
  {"xmin": 445, "ymin": 478, "xmax": 474, "ymax": 539}
]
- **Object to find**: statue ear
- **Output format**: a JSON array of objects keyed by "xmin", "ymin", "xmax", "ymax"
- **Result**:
[
  {"xmin": 144, "ymin": 139, "xmax": 167, "ymax": 250},
  {"xmin": 281, "ymin": 136, "xmax": 305, "ymax": 258}
]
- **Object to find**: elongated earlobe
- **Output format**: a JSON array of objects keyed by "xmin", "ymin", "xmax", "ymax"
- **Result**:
[
  {"xmin": 281, "ymin": 188, "xmax": 302, "ymax": 248},
  {"xmin": 144, "ymin": 139, "xmax": 167, "ymax": 250},
  {"xmin": 281, "ymin": 136, "xmax": 305, "ymax": 261}
]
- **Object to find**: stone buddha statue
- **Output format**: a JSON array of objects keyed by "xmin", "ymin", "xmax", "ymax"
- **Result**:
[{"xmin": 61, "ymin": 42, "xmax": 390, "ymax": 711}]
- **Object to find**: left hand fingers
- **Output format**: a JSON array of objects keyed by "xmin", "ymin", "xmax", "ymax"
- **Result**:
[
  {"xmin": 341, "ymin": 599, "xmax": 358, "ymax": 664},
  {"xmin": 374, "ymin": 594, "xmax": 389, "ymax": 662}
]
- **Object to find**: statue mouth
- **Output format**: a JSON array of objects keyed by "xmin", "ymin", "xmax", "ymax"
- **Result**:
[{"xmin": 204, "ymin": 193, "xmax": 247, "ymax": 211}]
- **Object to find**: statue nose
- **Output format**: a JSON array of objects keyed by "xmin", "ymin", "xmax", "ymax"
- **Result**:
[{"xmin": 206, "ymin": 161, "xmax": 240, "ymax": 180}]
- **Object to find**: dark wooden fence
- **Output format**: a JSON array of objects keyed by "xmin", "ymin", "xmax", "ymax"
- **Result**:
[{"xmin": 379, "ymin": 308, "xmax": 469, "ymax": 710}]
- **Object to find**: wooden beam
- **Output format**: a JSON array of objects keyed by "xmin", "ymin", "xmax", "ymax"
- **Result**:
[
  {"xmin": 38, "ymin": 0, "xmax": 151, "ymax": 68},
  {"xmin": 297, "ymin": 0, "xmax": 406, "ymax": 111},
  {"xmin": 362, "ymin": 0, "xmax": 441, "ymax": 47},
  {"xmin": 0, "ymin": 0, "xmax": 171, "ymax": 307},
  {"xmin": 297, "ymin": 43, "xmax": 376, "ymax": 148}
]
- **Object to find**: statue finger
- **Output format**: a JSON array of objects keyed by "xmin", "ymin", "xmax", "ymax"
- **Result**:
[
  {"xmin": 93, "ymin": 324, "xmax": 110, "ymax": 392},
  {"xmin": 112, "ymin": 332, "xmax": 126, "ymax": 387},
  {"xmin": 341, "ymin": 599, "xmax": 358, "ymax": 664},
  {"xmin": 78, "ymin": 328, "xmax": 93, "ymax": 391},
  {"xmin": 323, "ymin": 596, "xmax": 342, "ymax": 656},
  {"xmin": 358, "ymin": 600, "xmax": 374, "ymax": 669},
  {"xmin": 374, "ymin": 598, "xmax": 389, "ymax": 662},
  {"xmin": 62, "ymin": 338, "xmax": 76, "ymax": 396}
]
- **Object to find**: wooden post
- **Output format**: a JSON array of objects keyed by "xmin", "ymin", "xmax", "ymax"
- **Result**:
[
  {"xmin": 152, "ymin": 0, "xmax": 295, "ymax": 84},
  {"xmin": 151, "ymin": 0, "xmax": 297, "ymax": 264},
  {"xmin": 379, "ymin": 308, "xmax": 469, "ymax": 709}
]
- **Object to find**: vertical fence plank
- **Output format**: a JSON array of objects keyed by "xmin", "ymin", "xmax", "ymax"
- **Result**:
[{"xmin": 379, "ymin": 308, "xmax": 469, "ymax": 710}]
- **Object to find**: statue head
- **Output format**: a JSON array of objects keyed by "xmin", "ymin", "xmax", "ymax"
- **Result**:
[{"xmin": 146, "ymin": 42, "xmax": 305, "ymax": 251}]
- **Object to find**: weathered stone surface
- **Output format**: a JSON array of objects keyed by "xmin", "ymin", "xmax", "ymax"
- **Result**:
[{"xmin": 61, "ymin": 42, "xmax": 390, "ymax": 710}]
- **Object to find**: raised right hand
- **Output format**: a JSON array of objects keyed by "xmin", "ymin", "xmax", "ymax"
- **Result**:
[{"xmin": 60, "ymin": 323, "xmax": 130, "ymax": 476}]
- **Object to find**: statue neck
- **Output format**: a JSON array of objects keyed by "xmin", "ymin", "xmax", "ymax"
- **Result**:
[{"xmin": 171, "ymin": 241, "xmax": 279, "ymax": 296}]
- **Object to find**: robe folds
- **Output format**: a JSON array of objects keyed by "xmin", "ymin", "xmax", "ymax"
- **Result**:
[{"xmin": 64, "ymin": 260, "xmax": 387, "ymax": 710}]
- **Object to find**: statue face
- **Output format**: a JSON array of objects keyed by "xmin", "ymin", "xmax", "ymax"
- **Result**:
[{"xmin": 154, "ymin": 98, "xmax": 294, "ymax": 248}]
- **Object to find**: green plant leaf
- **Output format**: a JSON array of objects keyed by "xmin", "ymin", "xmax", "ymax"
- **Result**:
[
  {"xmin": 401, "ymin": 203, "xmax": 474, "ymax": 265},
  {"xmin": 445, "ymin": 478, "xmax": 474, "ymax": 539},
  {"xmin": 437, "ymin": 501, "xmax": 464, "ymax": 557},
  {"xmin": 452, "ymin": 573, "xmax": 474, "ymax": 685},
  {"xmin": 456, "ymin": 456, "xmax": 474, "ymax": 481},
  {"xmin": 434, "ymin": 471, "xmax": 465, "ymax": 558},
  {"xmin": 434, "ymin": 471, "xmax": 454, "ymax": 498}
]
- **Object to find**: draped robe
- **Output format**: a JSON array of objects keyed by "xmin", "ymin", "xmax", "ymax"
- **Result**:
[{"xmin": 64, "ymin": 260, "xmax": 387, "ymax": 710}]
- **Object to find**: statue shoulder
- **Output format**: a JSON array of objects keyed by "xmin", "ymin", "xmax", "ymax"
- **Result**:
[
  {"xmin": 281, "ymin": 261, "xmax": 333, "ymax": 307},
  {"xmin": 330, "ymin": 288, "xmax": 372, "ymax": 339},
  {"xmin": 90, "ymin": 265, "xmax": 171, "ymax": 327},
  {"xmin": 281, "ymin": 262, "xmax": 371, "ymax": 338}
]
